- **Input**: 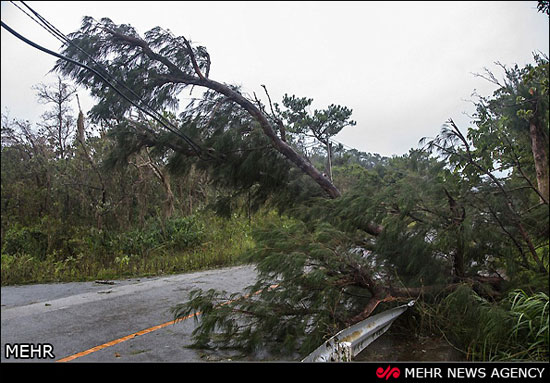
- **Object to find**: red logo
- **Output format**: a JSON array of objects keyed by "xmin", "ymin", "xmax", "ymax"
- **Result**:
[{"xmin": 376, "ymin": 366, "xmax": 401, "ymax": 380}]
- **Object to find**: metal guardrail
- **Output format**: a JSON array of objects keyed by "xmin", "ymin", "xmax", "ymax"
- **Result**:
[{"xmin": 301, "ymin": 300, "xmax": 415, "ymax": 362}]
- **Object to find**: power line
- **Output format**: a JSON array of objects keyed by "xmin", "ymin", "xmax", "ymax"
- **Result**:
[
  {"xmin": 329, "ymin": 138, "xmax": 356, "ymax": 151},
  {"xmin": 17, "ymin": 1, "xmax": 157, "ymax": 119},
  {"xmin": 3, "ymin": 4, "xmax": 214, "ymax": 160},
  {"xmin": 9, "ymin": 1, "xmax": 66, "ymax": 46},
  {"xmin": 4, "ymin": 4, "xmax": 362, "ymax": 161},
  {"xmin": 14, "ymin": 2, "xmax": 204, "ymax": 151},
  {"xmin": 20, "ymin": 1, "xmax": 74, "ymax": 44},
  {"xmin": 17, "ymin": 1, "xmax": 154, "ymax": 107}
]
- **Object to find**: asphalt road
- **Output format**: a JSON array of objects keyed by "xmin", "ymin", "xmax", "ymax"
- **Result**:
[{"xmin": 1, "ymin": 265, "xmax": 258, "ymax": 363}]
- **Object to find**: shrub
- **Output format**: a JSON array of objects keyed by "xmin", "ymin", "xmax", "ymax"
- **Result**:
[
  {"xmin": 163, "ymin": 215, "xmax": 204, "ymax": 250},
  {"xmin": 1, "ymin": 224, "xmax": 48, "ymax": 260},
  {"xmin": 0, "ymin": 212, "xmax": 250, "ymax": 285},
  {"xmin": 420, "ymin": 285, "xmax": 549, "ymax": 361}
]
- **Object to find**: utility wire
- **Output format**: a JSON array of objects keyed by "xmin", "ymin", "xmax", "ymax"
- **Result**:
[
  {"xmin": 3, "ymin": 5, "xmax": 213, "ymax": 160},
  {"xmin": 18, "ymin": 1, "xmax": 159, "ymax": 109},
  {"xmin": 10, "ymin": 2, "xmax": 362, "ymax": 160},
  {"xmin": 5, "ymin": 3, "xmax": 360, "ymax": 160},
  {"xmin": 9, "ymin": 1, "xmax": 66, "ymax": 46},
  {"xmin": 20, "ymin": 1, "xmax": 76, "ymax": 43},
  {"xmin": 16, "ymin": 1, "xmax": 203, "ymax": 146},
  {"xmin": 17, "ymin": 1, "xmax": 161, "ymax": 121},
  {"xmin": 329, "ymin": 138, "xmax": 355, "ymax": 151}
]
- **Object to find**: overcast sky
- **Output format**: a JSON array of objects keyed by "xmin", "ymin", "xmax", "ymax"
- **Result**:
[{"xmin": 1, "ymin": 1, "xmax": 548, "ymax": 157}]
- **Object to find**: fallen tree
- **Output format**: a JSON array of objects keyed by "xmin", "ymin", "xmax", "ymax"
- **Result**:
[{"xmin": 53, "ymin": 17, "xmax": 548, "ymax": 359}]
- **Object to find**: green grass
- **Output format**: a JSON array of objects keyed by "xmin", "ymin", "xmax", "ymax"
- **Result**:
[
  {"xmin": 1, "ymin": 212, "xmax": 255, "ymax": 285},
  {"xmin": 414, "ymin": 285, "xmax": 549, "ymax": 361}
]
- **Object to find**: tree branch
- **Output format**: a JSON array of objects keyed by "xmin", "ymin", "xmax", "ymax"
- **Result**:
[
  {"xmin": 181, "ymin": 36, "xmax": 205, "ymax": 80},
  {"xmin": 89, "ymin": 23, "xmax": 343, "ymax": 198}
]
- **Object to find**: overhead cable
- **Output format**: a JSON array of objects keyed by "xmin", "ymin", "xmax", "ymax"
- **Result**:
[
  {"xmin": 17, "ymin": 1, "xmax": 160, "ymax": 120},
  {"xmin": 2, "ymin": 11, "xmax": 212, "ymax": 159}
]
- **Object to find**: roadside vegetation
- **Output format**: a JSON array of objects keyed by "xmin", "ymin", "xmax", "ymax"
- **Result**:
[
  {"xmin": 1, "ymin": 212, "xmax": 255, "ymax": 285},
  {"xmin": 415, "ymin": 287, "xmax": 549, "ymax": 361}
]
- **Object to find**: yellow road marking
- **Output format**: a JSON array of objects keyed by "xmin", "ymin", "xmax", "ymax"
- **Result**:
[
  {"xmin": 56, "ymin": 312, "xmax": 198, "ymax": 362},
  {"xmin": 56, "ymin": 283, "xmax": 279, "ymax": 362}
]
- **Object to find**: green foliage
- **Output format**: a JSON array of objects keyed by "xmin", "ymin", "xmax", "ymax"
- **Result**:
[
  {"xmin": 54, "ymin": 17, "xmax": 210, "ymax": 121},
  {"xmin": 419, "ymin": 286, "xmax": 549, "ymax": 361},
  {"xmin": 467, "ymin": 54, "xmax": 548, "ymax": 180},
  {"xmin": 276, "ymin": 94, "xmax": 356, "ymax": 144},
  {"xmin": 174, "ymin": 214, "xmax": 383, "ymax": 357},
  {"xmin": 111, "ymin": 215, "xmax": 204, "ymax": 256},
  {"xmin": 1, "ymin": 15, "xmax": 548, "ymax": 362},
  {"xmin": 1, "ymin": 212, "xmax": 251, "ymax": 285},
  {"xmin": 422, "ymin": 55, "xmax": 549, "ymax": 276},
  {"xmin": 2, "ymin": 214, "xmax": 204, "ymax": 266},
  {"xmin": 1, "ymin": 223, "xmax": 48, "ymax": 260},
  {"xmin": 537, "ymin": 1, "xmax": 550, "ymax": 16},
  {"xmin": 172, "ymin": 55, "xmax": 548, "ymax": 361}
]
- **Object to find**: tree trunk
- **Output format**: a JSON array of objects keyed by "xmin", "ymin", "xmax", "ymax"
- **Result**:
[
  {"xmin": 444, "ymin": 188, "xmax": 466, "ymax": 279},
  {"xmin": 454, "ymin": 229, "xmax": 465, "ymax": 279},
  {"xmin": 144, "ymin": 150, "xmax": 175, "ymax": 220},
  {"xmin": 203, "ymin": 78, "xmax": 342, "ymax": 199},
  {"xmin": 327, "ymin": 141, "xmax": 333, "ymax": 182},
  {"xmin": 75, "ymin": 104, "xmax": 107, "ymax": 230},
  {"xmin": 161, "ymin": 172, "xmax": 175, "ymax": 219},
  {"xmin": 529, "ymin": 121, "xmax": 549, "ymax": 204},
  {"xmin": 103, "ymin": 28, "xmax": 342, "ymax": 199}
]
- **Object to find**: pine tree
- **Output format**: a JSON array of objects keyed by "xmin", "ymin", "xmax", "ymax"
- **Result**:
[
  {"xmin": 53, "ymin": 17, "xmax": 342, "ymax": 199},
  {"xmin": 49, "ymin": 17, "xmax": 548, "ymax": 360}
]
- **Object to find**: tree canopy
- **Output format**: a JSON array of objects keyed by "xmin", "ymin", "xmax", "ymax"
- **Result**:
[{"xmin": 53, "ymin": 16, "xmax": 346, "ymax": 200}]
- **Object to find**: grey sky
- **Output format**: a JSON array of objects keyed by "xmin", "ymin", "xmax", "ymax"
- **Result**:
[{"xmin": 1, "ymin": 1, "xmax": 548, "ymax": 157}]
